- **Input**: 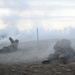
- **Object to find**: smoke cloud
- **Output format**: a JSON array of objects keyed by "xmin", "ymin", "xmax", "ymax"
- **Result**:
[{"xmin": 0, "ymin": 25, "xmax": 75, "ymax": 64}]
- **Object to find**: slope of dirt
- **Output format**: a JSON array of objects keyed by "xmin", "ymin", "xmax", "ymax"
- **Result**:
[{"xmin": 0, "ymin": 62, "xmax": 75, "ymax": 75}]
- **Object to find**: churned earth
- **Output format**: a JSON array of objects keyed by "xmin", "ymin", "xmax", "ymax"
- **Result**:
[{"xmin": 0, "ymin": 62, "xmax": 75, "ymax": 75}]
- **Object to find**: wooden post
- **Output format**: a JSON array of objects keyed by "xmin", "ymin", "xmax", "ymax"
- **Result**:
[{"xmin": 37, "ymin": 28, "xmax": 39, "ymax": 46}]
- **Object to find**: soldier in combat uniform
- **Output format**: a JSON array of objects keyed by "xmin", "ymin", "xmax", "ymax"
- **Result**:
[
  {"xmin": 0, "ymin": 37, "xmax": 19, "ymax": 53},
  {"xmin": 42, "ymin": 39, "xmax": 75, "ymax": 64}
]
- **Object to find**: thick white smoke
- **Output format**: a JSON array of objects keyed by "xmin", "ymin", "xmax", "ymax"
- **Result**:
[
  {"xmin": 0, "ymin": 39, "xmax": 56, "ymax": 63},
  {"xmin": 0, "ymin": 25, "xmax": 75, "ymax": 63},
  {"xmin": 0, "ymin": 25, "xmax": 75, "ymax": 41}
]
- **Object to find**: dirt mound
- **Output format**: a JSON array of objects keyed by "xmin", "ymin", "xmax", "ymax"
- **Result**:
[{"xmin": 0, "ymin": 62, "xmax": 75, "ymax": 75}]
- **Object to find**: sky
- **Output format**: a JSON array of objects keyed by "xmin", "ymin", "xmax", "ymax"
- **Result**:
[{"xmin": 0, "ymin": 0, "xmax": 75, "ymax": 40}]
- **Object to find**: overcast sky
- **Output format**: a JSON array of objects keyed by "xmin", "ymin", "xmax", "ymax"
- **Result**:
[{"xmin": 0, "ymin": 0, "xmax": 75, "ymax": 31}]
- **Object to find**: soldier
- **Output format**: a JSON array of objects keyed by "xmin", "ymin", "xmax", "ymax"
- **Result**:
[
  {"xmin": 42, "ymin": 39, "xmax": 75, "ymax": 64},
  {"xmin": 0, "ymin": 37, "xmax": 19, "ymax": 53},
  {"xmin": 8, "ymin": 37, "xmax": 19, "ymax": 50}
]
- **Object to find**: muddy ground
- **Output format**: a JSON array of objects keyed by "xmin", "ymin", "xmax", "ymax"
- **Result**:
[{"xmin": 0, "ymin": 62, "xmax": 75, "ymax": 75}]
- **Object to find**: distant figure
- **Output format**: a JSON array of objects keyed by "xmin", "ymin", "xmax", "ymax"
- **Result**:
[
  {"xmin": 8, "ymin": 37, "xmax": 19, "ymax": 50},
  {"xmin": 0, "ymin": 37, "xmax": 19, "ymax": 53},
  {"xmin": 42, "ymin": 39, "xmax": 75, "ymax": 64}
]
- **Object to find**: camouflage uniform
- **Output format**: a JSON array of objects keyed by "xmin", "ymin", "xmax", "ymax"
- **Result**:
[
  {"xmin": 42, "ymin": 39, "xmax": 75, "ymax": 64},
  {"xmin": 0, "ymin": 37, "xmax": 19, "ymax": 53}
]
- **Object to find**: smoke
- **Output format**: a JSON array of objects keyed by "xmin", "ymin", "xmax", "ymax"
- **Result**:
[
  {"xmin": 0, "ymin": 25, "xmax": 75, "ymax": 63},
  {"xmin": 0, "ymin": 25, "xmax": 75, "ymax": 41},
  {"xmin": 0, "ymin": 39, "xmax": 56, "ymax": 63}
]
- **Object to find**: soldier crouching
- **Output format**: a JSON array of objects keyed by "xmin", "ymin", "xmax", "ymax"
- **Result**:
[
  {"xmin": 42, "ymin": 39, "xmax": 75, "ymax": 64},
  {"xmin": 0, "ymin": 37, "xmax": 19, "ymax": 53}
]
